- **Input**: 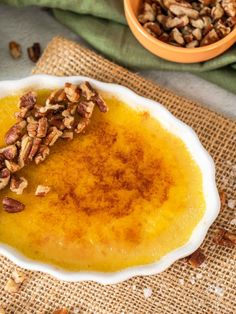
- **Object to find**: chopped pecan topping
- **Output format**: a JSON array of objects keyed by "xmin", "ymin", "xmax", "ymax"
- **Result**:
[
  {"xmin": 5, "ymin": 120, "xmax": 26, "ymax": 145},
  {"xmin": 0, "ymin": 168, "xmax": 11, "ymax": 190},
  {"xmin": 37, "ymin": 117, "xmax": 48, "ymax": 138},
  {"xmin": 213, "ymin": 228, "xmax": 236, "ymax": 246},
  {"xmin": 35, "ymin": 185, "xmax": 51, "ymax": 197},
  {"xmin": 28, "ymin": 137, "xmax": 42, "ymax": 161},
  {"xmin": 64, "ymin": 82, "xmax": 81, "ymax": 103},
  {"xmin": 47, "ymin": 88, "xmax": 66, "ymax": 104},
  {"xmin": 27, "ymin": 42, "xmax": 41, "ymax": 62},
  {"xmin": 44, "ymin": 127, "xmax": 63, "ymax": 146},
  {"xmin": 186, "ymin": 248, "xmax": 206, "ymax": 267},
  {"xmin": 62, "ymin": 110, "xmax": 75, "ymax": 129},
  {"xmin": 18, "ymin": 135, "xmax": 33, "ymax": 167},
  {"xmin": 10, "ymin": 175, "xmax": 28, "ymax": 195},
  {"xmin": 5, "ymin": 160, "xmax": 21, "ymax": 173},
  {"xmin": 18, "ymin": 91, "xmax": 37, "ymax": 110},
  {"xmin": 2, "ymin": 197, "xmax": 25, "ymax": 213},
  {"xmin": 9, "ymin": 41, "xmax": 21, "ymax": 59},
  {"xmin": 39, "ymin": 103, "xmax": 64, "ymax": 114},
  {"xmin": 77, "ymin": 101, "xmax": 95, "ymax": 119},
  {"xmin": 80, "ymin": 82, "xmax": 96, "ymax": 101},
  {"xmin": 0, "ymin": 145, "xmax": 17, "ymax": 160},
  {"xmin": 34, "ymin": 145, "xmax": 50, "ymax": 165},
  {"xmin": 27, "ymin": 116, "xmax": 38, "ymax": 137}
]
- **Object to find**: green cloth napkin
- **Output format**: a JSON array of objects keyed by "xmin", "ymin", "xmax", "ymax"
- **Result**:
[{"xmin": 2, "ymin": 0, "xmax": 236, "ymax": 94}]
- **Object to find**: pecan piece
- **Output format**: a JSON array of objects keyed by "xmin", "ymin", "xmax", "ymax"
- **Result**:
[
  {"xmin": 5, "ymin": 160, "xmax": 21, "ymax": 173},
  {"xmin": 10, "ymin": 175, "xmax": 28, "ymax": 195},
  {"xmin": 39, "ymin": 103, "xmax": 64, "ymax": 114},
  {"xmin": 34, "ymin": 145, "xmax": 50, "ymax": 165},
  {"xmin": 0, "ymin": 168, "xmax": 11, "ymax": 190},
  {"xmin": 92, "ymin": 94, "xmax": 108, "ymax": 113},
  {"xmin": 61, "ymin": 131, "xmax": 74, "ymax": 140},
  {"xmin": 27, "ymin": 116, "xmax": 38, "ymax": 137},
  {"xmin": 144, "ymin": 22, "xmax": 163, "ymax": 36},
  {"xmin": 80, "ymin": 82, "xmax": 96, "ymax": 101},
  {"xmin": 47, "ymin": 88, "xmax": 66, "ymax": 105},
  {"xmin": 165, "ymin": 15, "xmax": 189, "ymax": 28},
  {"xmin": 215, "ymin": 19, "xmax": 231, "ymax": 38},
  {"xmin": 28, "ymin": 137, "xmax": 42, "ymax": 161},
  {"xmin": 211, "ymin": 3, "xmax": 224, "ymax": 21},
  {"xmin": 37, "ymin": 117, "xmax": 48, "ymax": 138},
  {"xmin": 186, "ymin": 248, "xmax": 206, "ymax": 267},
  {"xmin": 138, "ymin": 2, "xmax": 156, "ymax": 24},
  {"xmin": 77, "ymin": 101, "xmax": 95, "ymax": 119},
  {"xmin": 18, "ymin": 91, "xmax": 37, "ymax": 110},
  {"xmin": 190, "ymin": 18, "xmax": 205, "ymax": 29},
  {"xmin": 11, "ymin": 269, "xmax": 26, "ymax": 284},
  {"xmin": 9, "ymin": 41, "xmax": 21, "ymax": 59},
  {"xmin": 169, "ymin": 4, "xmax": 199, "ymax": 19},
  {"xmin": 44, "ymin": 127, "xmax": 62, "ymax": 147},
  {"xmin": 0, "ymin": 153, "xmax": 5, "ymax": 170},
  {"xmin": 18, "ymin": 135, "xmax": 33, "ymax": 167},
  {"xmin": 27, "ymin": 43, "xmax": 41, "ymax": 62},
  {"xmin": 35, "ymin": 185, "xmax": 50, "ymax": 197},
  {"xmin": 200, "ymin": 28, "xmax": 219, "ymax": 46},
  {"xmin": 222, "ymin": 0, "xmax": 236, "ymax": 17},
  {"xmin": 64, "ymin": 83, "xmax": 81, "ymax": 103},
  {"xmin": 226, "ymin": 16, "xmax": 236, "ymax": 27},
  {"xmin": 75, "ymin": 118, "xmax": 89, "ymax": 134},
  {"xmin": 170, "ymin": 28, "xmax": 185, "ymax": 45},
  {"xmin": 5, "ymin": 120, "xmax": 26, "ymax": 145},
  {"xmin": 0, "ymin": 145, "xmax": 17, "ymax": 160},
  {"xmin": 4, "ymin": 278, "xmax": 20, "ymax": 294},
  {"xmin": 213, "ymin": 228, "xmax": 236, "ymax": 246},
  {"xmin": 186, "ymin": 40, "xmax": 199, "ymax": 47},
  {"xmin": 2, "ymin": 197, "xmax": 25, "ymax": 213},
  {"xmin": 192, "ymin": 28, "xmax": 202, "ymax": 40},
  {"xmin": 159, "ymin": 32, "xmax": 170, "ymax": 42},
  {"xmin": 62, "ymin": 110, "xmax": 75, "ymax": 129}
]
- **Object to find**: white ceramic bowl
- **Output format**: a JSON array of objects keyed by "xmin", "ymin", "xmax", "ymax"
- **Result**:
[{"xmin": 0, "ymin": 75, "xmax": 220, "ymax": 284}]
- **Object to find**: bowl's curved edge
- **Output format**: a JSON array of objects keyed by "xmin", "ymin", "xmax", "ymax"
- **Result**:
[{"xmin": 0, "ymin": 74, "xmax": 220, "ymax": 284}]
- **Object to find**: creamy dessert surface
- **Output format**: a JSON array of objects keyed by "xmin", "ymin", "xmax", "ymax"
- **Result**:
[{"xmin": 0, "ymin": 90, "xmax": 205, "ymax": 271}]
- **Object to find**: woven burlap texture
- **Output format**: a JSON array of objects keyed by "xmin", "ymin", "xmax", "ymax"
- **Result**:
[{"xmin": 0, "ymin": 36, "xmax": 235, "ymax": 314}]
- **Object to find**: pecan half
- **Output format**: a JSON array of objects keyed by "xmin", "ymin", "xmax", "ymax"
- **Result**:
[
  {"xmin": 37, "ymin": 117, "xmax": 48, "ymax": 138},
  {"xmin": 5, "ymin": 120, "xmax": 26, "ymax": 145},
  {"xmin": 92, "ymin": 95, "xmax": 109, "ymax": 113},
  {"xmin": 0, "ymin": 168, "xmax": 11, "ymax": 190},
  {"xmin": 35, "ymin": 185, "xmax": 50, "ymax": 197},
  {"xmin": 186, "ymin": 248, "xmax": 206, "ymax": 267},
  {"xmin": 9, "ymin": 41, "xmax": 21, "ymax": 59},
  {"xmin": 0, "ymin": 145, "xmax": 17, "ymax": 160},
  {"xmin": 213, "ymin": 228, "xmax": 236, "ymax": 246},
  {"xmin": 64, "ymin": 83, "xmax": 81, "ymax": 103},
  {"xmin": 27, "ymin": 116, "xmax": 38, "ymax": 137},
  {"xmin": 10, "ymin": 175, "xmax": 28, "ymax": 195},
  {"xmin": 62, "ymin": 110, "xmax": 75, "ymax": 129},
  {"xmin": 27, "ymin": 43, "xmax": 41, "ymax": 62},
  {"xmin": 2, "ymin": 197, "xmax": 25, "ymax": 213},
  {"xmin": 28, "ymin": 137, "xmax": 42, "ymax": 161},
  {"xmin": 169, "ymin": 4, "xmax": 199, "ymax": 19}
]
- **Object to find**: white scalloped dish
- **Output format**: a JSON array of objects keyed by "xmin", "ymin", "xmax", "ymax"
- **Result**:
[{"xmin": 0, "ymin": 75, "xmax": 220, "ymax": 284}]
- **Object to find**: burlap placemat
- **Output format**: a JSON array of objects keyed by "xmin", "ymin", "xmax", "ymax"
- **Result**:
[{"xmin": 0, "ymin": 36, "xmax": 235, "ymax": 313}]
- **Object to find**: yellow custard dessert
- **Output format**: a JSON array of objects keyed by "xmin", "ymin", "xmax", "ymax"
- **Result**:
[{"xmin": 0, "ymin": 90, "xmax": 205, "ymax": 271}]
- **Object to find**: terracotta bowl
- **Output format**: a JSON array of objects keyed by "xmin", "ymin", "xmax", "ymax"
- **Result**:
[{"xmin": 124, "ymin": 0, "xmax": 236, "ymax": 63}]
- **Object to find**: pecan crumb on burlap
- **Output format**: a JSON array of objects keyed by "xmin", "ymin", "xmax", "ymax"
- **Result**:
[
  {"xmin": 213, "ymin": 228, "xmax": 236, "ymax": 246},
  {"xmin": 0, "ymin": 82, "xmax": 108, "ymax": 210},
  {"xmin": 186, "ymin": 248, "xmax": 206, "ymax": 267},
  {"xmin": 9, "ymin": 41, "xmax": 22, "ymax": 59}
]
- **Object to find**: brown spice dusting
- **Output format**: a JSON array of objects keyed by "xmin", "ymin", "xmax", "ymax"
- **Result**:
[
  {"xmin": 186, "ymin": 248, "xmax": 206, "ymax": 267},
  {"xmin": 213, "ymin": 228, "xmax": 236, "ymax": 246}
]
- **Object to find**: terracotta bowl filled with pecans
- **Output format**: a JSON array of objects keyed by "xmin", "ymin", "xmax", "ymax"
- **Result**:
[{"xmin": 124, "ymin": 0, "xmax": 236, "ymax": 63}]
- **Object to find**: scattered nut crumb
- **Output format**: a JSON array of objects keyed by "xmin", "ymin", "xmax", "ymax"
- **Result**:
[
  {"xmin": 186, "ymin": 248, "xmax": 206, "ymax": 267},
  {"xmin": 12, "ymin": 269, "xmax": 26, "ymax": 284},
  {"xmin": 143, "ymin": 287, "xmax": 152, "ymax": 299},
  {"xmin": 9, "ymin": 41, "xmax": 22, "ymax": 59},
  {"xmin": 178, "ymin": 278, "xmax": 185, "ymax": 285},
  {"xmin": 213, "ymin": 228, "xmax": 236, "ymax": 246},
  {"xmin": 189, "ymin": 276, "xmax": 196, "ymax": 285},
  {"xmin": 208, "ymin": 284, "xmax": 224, "ymax": 297},
  {"xmin": 4, "ymin": 278, "xmax": 20, "ymax": 294},
  {"xmin": 230, "ymin": 218, "xmax": 236, "ymax": 225},
  {"xmin": 132, "ymin": 284, "xmax": 136, "ymax": 291},
  {"xmin": 228, "ymin": 199, "xmax": 235, "ymax": 209},
  {"xmin": 195, "ymin": 273, "xmax": 203, "ymax": 280},
  {"xmin": 35, "ymin": 185, "xmax": 51, "ymax": 197}
]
